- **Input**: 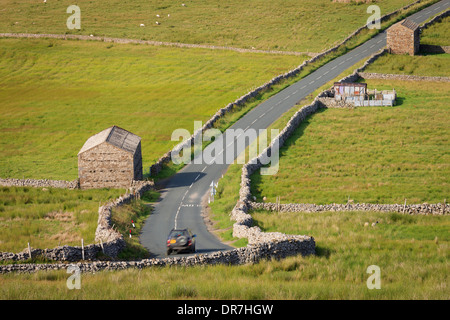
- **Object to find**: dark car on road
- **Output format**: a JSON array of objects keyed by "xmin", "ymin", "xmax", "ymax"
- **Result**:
[{"xmin": 166, "ymin": 228, "xmax": 196, "ymax": 255}]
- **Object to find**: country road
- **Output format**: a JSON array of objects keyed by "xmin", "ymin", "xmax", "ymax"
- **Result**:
[{"xmin": 139, "ymin": 0, "xmax": 450, "ymax": 258}]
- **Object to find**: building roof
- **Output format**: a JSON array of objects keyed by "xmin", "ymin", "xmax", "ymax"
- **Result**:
[
  {"xmin": 400, "ymin": 18, "xmax": 419, "ymax": 31},
  {"xmin": 78, "ymin": 126, "xmax": 141, "ymax": 155},
  {"xmin": 334, "ymin": 82, "xmax": 367, "ymax": 88}
]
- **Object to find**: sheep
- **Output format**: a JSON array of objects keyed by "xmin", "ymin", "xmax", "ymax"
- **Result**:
[
  {"xmin": 364, "ymin": 222, "xmax": 369, "ymax": 227},
  {"xmin": 155, "ymin": 21, "xmax": 160, "ymax": 25},
  {"xmin": 168, "ymin": 14, "xmax": 171, "ymax": 17},
  {"xmin": 139, "ymin": 23, "xmax": 145, "ymax": 27},
  {"xmin": 156, "ymin": 14, "xmax": 160, "ymax": 18},
  {"xmin": 371, "ymin": 221, "xmax": 379, "ymax": 227}
]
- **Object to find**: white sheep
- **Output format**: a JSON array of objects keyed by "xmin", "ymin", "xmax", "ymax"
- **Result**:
[
  {"xmin": 156, "ymin": 14, "xmax": 160, "ymax": 18},
  {"xmin": 140, "ymin": 23, "xmax": 145, "ymax": 27},
  {"xmin": 155, "ymin": 21, "xmax": 160, "ymax": 25}
]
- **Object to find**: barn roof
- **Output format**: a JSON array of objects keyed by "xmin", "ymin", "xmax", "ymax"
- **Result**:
[
  {"xmin": 78, "ymin": 126, "xmax": 141, "ymax": 155},
  {"xmin": 400, "ymin": 19, "xmax": 419, "ymax": 31}
]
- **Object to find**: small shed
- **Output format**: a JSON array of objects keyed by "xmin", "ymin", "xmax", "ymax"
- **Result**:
[
  {"xmin": 78, "ymin": 126, "xmax": 143, "ymax": 189},
  {"xmin": 387, "ymin": 18, "xmax": 420, "ymax": 56}
]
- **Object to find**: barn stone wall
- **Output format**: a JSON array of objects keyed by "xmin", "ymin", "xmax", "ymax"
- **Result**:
[
  {"xmin": 387, "ymin": 23, "xmax": 420, "ymax": 55},
  {"xmin": 78, "ymin": 142, "xmax": 136, "ymax": 189}
]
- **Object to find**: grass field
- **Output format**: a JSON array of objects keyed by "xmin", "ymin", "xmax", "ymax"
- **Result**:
[
  {"xmin": 420, "ymin": 15, "xmax": 450, "ymax": 46},
  {"xmin": 364, "ymin": 52, "xmax": 450, "ymax": 77},
  {"xmin": 0, "ymin": 186, "xmax": 124, "ymax": 253},
  {"xmin": 0, "ymin": 38, "xmax": 304, "ymax": 180},
  {"xmin": 0, "ymin": 209, "xmax": 448, "ymax": 299},
  {"xmin": 250, "ymin": 79, "xmax": 450, "ymax": 205},
  {"xmin": 0, "ymin": 0, "xmax": 419, "ymax": 53}
]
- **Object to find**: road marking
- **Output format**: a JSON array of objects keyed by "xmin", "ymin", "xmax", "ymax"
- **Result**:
[
  {"xmin": 362, "ymin": 49, "xmax": 368, "ymax": 53},
  {"xmin": 174, "ymin": 204, "xmax": 182, "ymax": 229},
  {"xmin": 251, "ymin": 119, "xmax": 258, "ymax": 125},
  {"xmin": 194, "ymin": 173, "xmax": 201, "ymax": 181},
  {"xmin": 323, "ymin": 70, "xmax": 329, "ymax": 75},
  {"xmin": 316, "ymin": 75, "xmax": 322, "ymax": 80},
  {"xmin": 292, "ymin": 89, "xmax": 298, "ymax": 95},
  {"xmin": 338, "ymin": 61, "xmax": 344, "ymax": 65},
  {"xmin": 244, "ymin": 125, "xmax": 250, "ymax": 130},
  {"xmin": 331, "ymin": 65, "xmax": 337, "ymax": 70},
  {"xmin": 283, "ymin": 95, "xmax": 290, "ymax": 101},
  {"xmin": 309, "ymin": 80, "xmax": 315, "ymax": 85},
  {"xmin": 369, "ymin": 44, "xmax": 375, "ymax": 48},
  {"xmin": 258, "ymin": 112, "xmax": 266, "ymax": 119},
  {"xmin": 376, "ymin": 39, "xmax": 383, "ymax": 44},
  {"xmin": 300, "ymin": 85, "xmax": 306, "ymax": 89},
  {"xmin": 201, "ymin": 166, "xmax": 207, "ymax": 172}
]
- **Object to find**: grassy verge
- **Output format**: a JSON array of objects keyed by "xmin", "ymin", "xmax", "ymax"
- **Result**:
[
  {"xmin": 111, "ymin": 190, "xmax": 160, "ymax": 260},
  {"xmin": 420, "ymin": 15, "xmax": 450, "ymax": 46},
  {"xmin": 0, "ymin": 186, "xmax": 124, "ymax": 253}
]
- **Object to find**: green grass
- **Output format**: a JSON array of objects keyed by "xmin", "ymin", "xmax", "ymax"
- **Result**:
[
  {"xmin": 0, "ymin": 0, "xmax": 418, "ymax": 53},
  {"xmin": 0, "ymin": 186, "xmax": 124, "ymax": 253},
  {"xmin": 0, "ymin": 38, "xmax": 304, "ymax": 180},
  {"xmin": 250, "ymin": 80, "xmax": 450, "ymax": 205},
  {"xmin": 0, "ymin": 209, "xmax": 448, "ymax": 299},
  {"xmin": 364, "ymin": 52, "xmax": 450, "ymax": 77},
  {"xmin": 420, "ymin": 15, "xmax": 450, "ymax": 46},
  {"xmin": 111, "ymin": 190, "xmax": 159, "ymax": 260}
]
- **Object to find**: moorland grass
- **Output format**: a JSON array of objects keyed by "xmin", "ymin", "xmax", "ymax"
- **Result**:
[
  {"xmin": 0, "ymin": 38, "xmax": 304, "ymax": 180},
  {"xmin": 0, "ymin": 0, "xmax": 421, "ymax": 53},
  {"xmin": 0, "ymin": 186, "xmax": 124, "ymax": 253}
]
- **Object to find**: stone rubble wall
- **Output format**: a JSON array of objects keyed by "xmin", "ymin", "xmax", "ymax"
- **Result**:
[
  {"xmin": 0, "ymin": 239, "xmax": 315, "ymax": 274},
  {"xmin": 0, "ymin": 178, "xmax": 79, "ymax": 189},
  {"xmin": 248, "ymin": 201, "xmax": 449, "ymax": 215},
  {"xmin": 359, "ymin": 72, "xmax": 450, "ymax": 82}
]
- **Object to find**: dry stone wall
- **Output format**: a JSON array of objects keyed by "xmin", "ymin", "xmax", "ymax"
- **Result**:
[
  {"xmin": 359, "ymin": 72, "xmax": 450, "ymax": 82},
  {"xmin": 248, "ymin": 202, "xmax": 449, "ymax": 215},
  {"xmin": 0, "ymin": 178, "xmax": 79, "ymax": 189}
]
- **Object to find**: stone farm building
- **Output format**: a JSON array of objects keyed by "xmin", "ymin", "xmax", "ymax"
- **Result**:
[
  {"xmin": 78, "ymin": 126, "xmax": 143, "ymax": 189},
  {"xmin": 387, "ymin": 18, "xmax": 420, "ymax": 56}
]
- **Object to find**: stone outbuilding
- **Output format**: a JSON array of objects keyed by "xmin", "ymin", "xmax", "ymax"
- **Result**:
[
  {"xmin": 78, "ymin": 126, "xmax": 143, "ymax": 189},
  {"xmin": 387, "ymin": 18, "xmax": 420, "ymax": 56}
]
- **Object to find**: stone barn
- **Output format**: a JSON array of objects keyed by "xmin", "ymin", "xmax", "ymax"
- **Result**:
[
  {"xmin": 78, "ymin": 126, "xmax": 143, "ymax": 189},
  {"xmin": 387, "ymin": 18, "xmax": 420, "ymax": 56}
]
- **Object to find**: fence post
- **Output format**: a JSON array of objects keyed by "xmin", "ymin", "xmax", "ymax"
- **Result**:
[
  {"xmin": 81, "ymin": 238, "xmax": 85, "ymax": 260},
  {"xmin": 28, "ymin": 242, "xmax": 32, "ymax": 259}
]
